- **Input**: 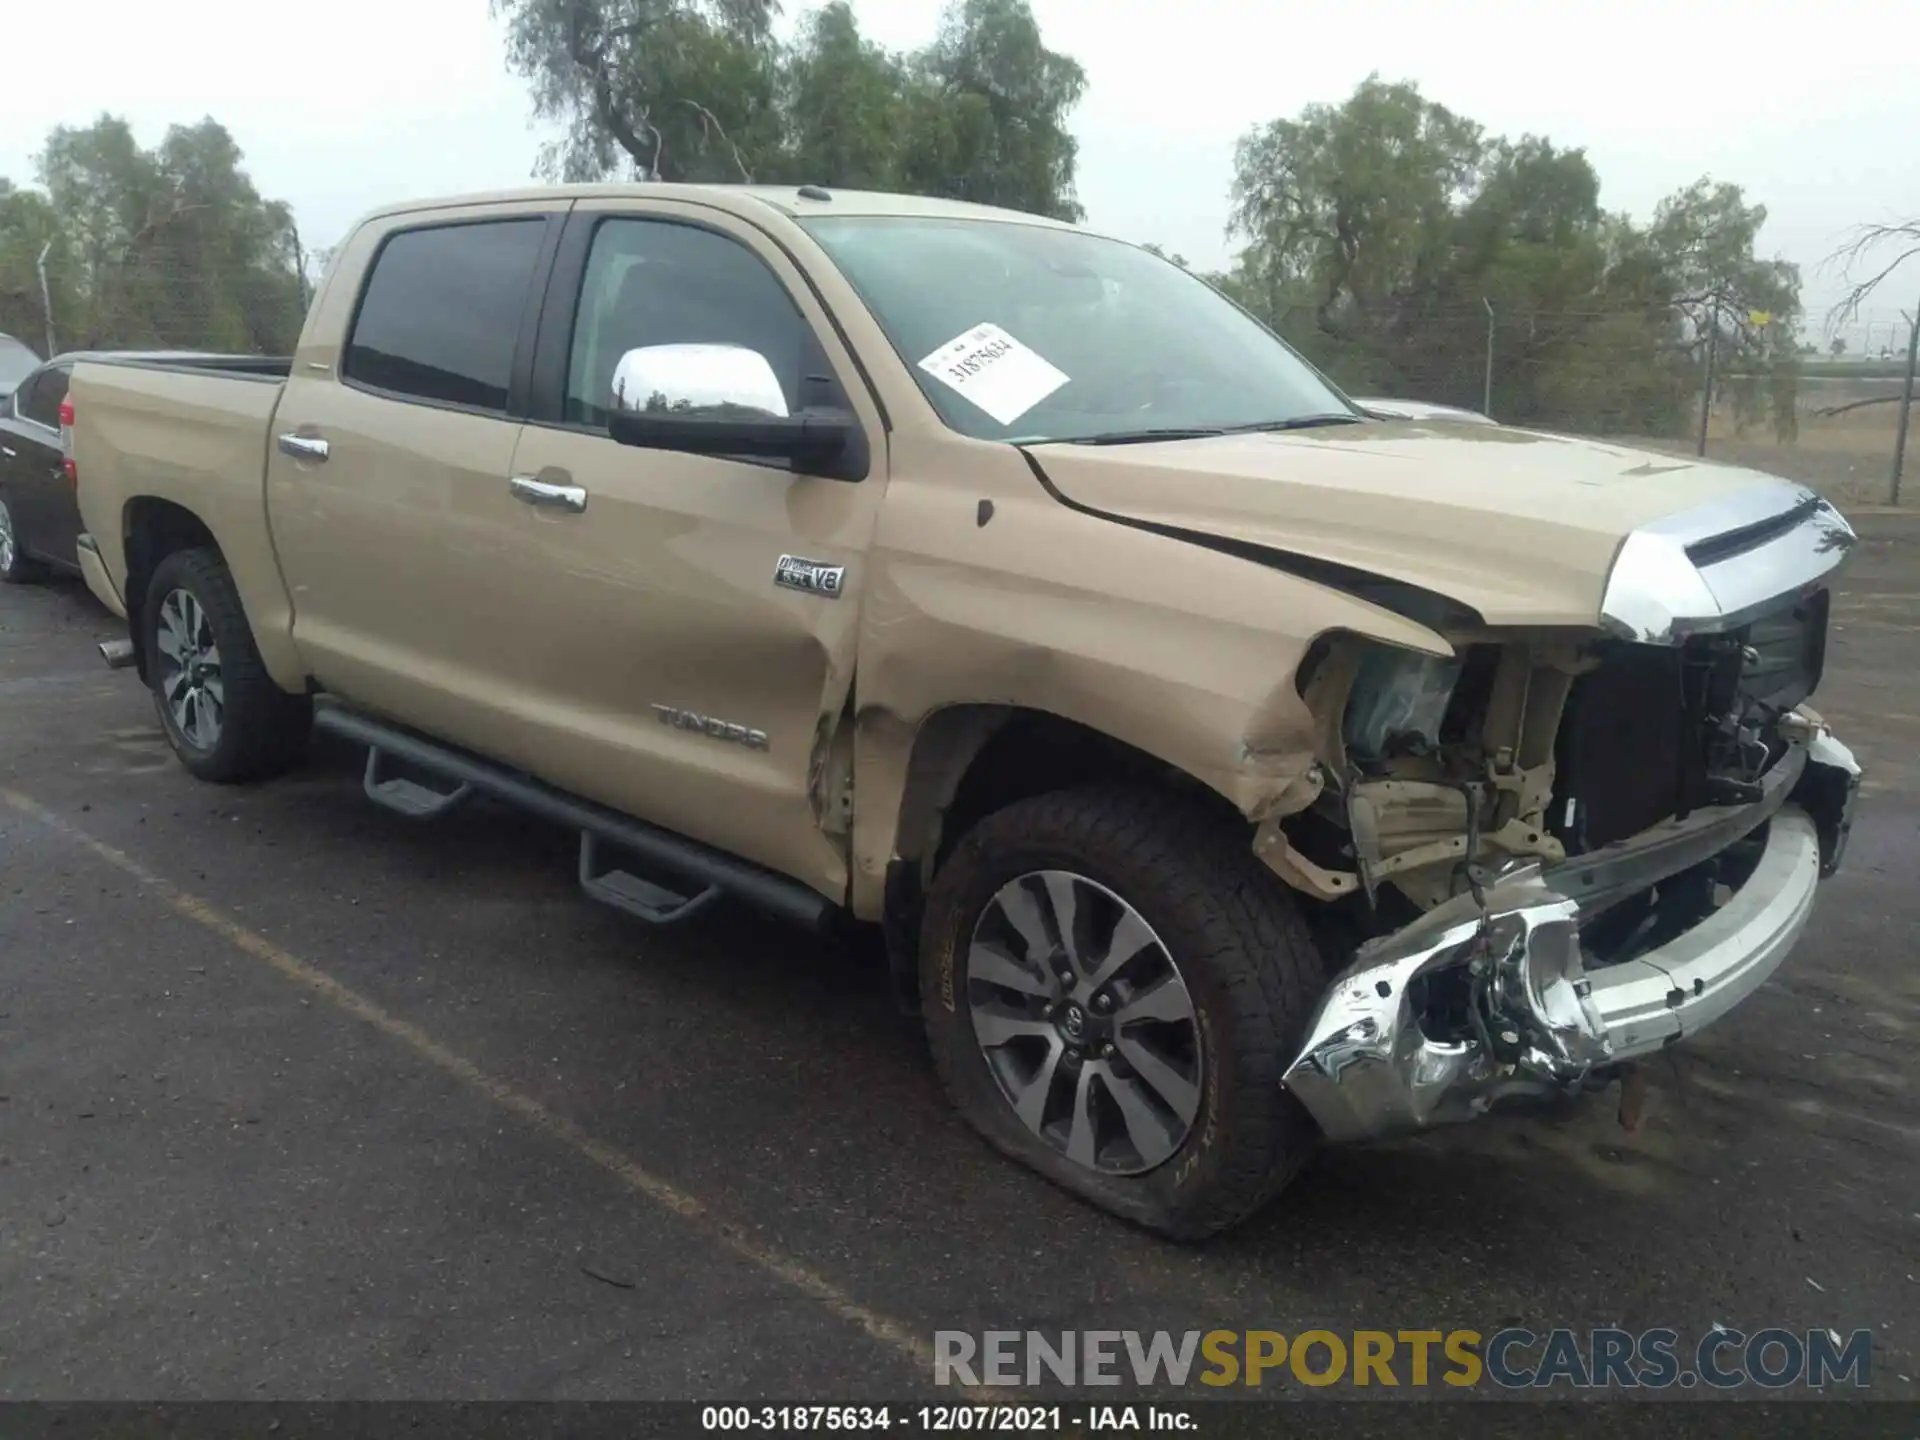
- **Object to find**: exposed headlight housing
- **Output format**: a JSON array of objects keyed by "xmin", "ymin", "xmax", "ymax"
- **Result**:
[{"xmin": 1342, "ymin": 645, "xmax": 1461, "ymax": 762}]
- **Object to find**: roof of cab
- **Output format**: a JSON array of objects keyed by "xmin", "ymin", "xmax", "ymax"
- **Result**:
[{"xmin": 359, "ymin": 182, "xmax": 1083, "ymax": 232}]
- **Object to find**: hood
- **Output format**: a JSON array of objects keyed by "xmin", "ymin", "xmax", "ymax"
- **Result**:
[{"xmin": 1026, "ymin": 420, "xmax": 1802, "ymax": 629}]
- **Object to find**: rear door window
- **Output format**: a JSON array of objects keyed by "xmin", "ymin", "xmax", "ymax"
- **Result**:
[
  {"xmin": 345, "ymin": 219, "xmax": 546, "ymax": 413},
  {"xmin": 17, "ymin": 365, "xmax": 70, "ymax": 429}
]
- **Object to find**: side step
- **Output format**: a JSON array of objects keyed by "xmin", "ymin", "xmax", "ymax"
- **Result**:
[
  {"xmin": 311, "ymin": 702, "xmax": 835, "ymax": 934},
  {"xmin": 364, "ymin": 747, "xmax": 474, "ymax": 819},
  {"xmin": 579, "ymin": 832, "xmax": 720, "ymax": 925}
]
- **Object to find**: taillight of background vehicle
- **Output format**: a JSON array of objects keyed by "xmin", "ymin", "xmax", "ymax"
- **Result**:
[{"xmin": 59, "ymin": 397, "xmax": 76, "ymax": 485}]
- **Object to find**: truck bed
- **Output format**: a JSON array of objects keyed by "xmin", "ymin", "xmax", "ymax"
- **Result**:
[
  {"xmin": 68, "ymin": 356, "xmax": 296, "ymax": 677},
  {"xmin": 76, "ymin": 352, "xmax": 292, "ymax": 381}
]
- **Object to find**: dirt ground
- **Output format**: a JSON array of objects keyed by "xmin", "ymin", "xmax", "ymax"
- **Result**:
[{"xmin": 1633, "ymin": 379, "xmax": 1913, "ymax": 507}]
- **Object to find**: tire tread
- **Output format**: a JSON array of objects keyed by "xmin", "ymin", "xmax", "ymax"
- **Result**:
[
  {"xmin": 921, "ymin": 783, "xmax": 1326, "ymax": 1240},
  {"xmin": 146, "ymin": 547, "xmax": 310, "ymax": 783}
]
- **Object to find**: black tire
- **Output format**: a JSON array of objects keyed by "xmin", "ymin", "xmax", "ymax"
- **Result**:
[
  {"xmin": 0, "ymin": 494, "xmax": 47, "ymax": 584},
  {"xmin": 919, "ymin": 784, "xmax": 1325, "ymax": 1241},
  {"xmin": 143, "ymin": 546, "xmax": 311, "ymax": 783}
]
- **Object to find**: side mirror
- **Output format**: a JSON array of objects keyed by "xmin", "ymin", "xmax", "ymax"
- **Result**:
[{"xmin": 606, "ymin": 343, "xmax": 866, "ymax": 480}]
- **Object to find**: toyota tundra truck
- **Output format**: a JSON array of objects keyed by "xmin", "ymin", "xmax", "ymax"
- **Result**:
[{"xmin": 64, "ymin": 183, "xmax": 1862, "ymax": 1239}]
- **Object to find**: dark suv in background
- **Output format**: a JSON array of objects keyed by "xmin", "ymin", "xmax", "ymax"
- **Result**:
[
  {"xmin": 1, "ymin": 346, "xmax": 237, "ymax": 584},
  {"xmin": 0, "ymin": 337, "xmax": 77, "ymax": 583}
]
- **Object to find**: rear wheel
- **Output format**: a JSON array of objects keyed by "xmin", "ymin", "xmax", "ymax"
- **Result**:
[
  {"xmin": 918, "ymin": 785, "xmax": 1326, "ymax": 1240},
  {"xmin": 0, "ymin": 495, "xmax": 46, "ymax": 583},
  {"xmin": 144, "ymin": 547, "xmax": 311, "ymax": 783}
]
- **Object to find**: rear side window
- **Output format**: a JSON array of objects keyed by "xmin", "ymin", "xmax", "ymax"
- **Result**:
[
  {"xmin": 17, "ymin": 365, "xmax": 69, "ymax": 428},
  {"xmin": 0, "ymin": 336, "xmax": 39, "ymax": 395},
  {"xmin": 345, "ymin": 219, "xmax": 545, "ymax": 412}
]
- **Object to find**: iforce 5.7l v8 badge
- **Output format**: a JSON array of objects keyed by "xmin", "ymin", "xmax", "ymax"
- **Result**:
[{"xmin": 773, "ymin": 554, "xmax": 846, "ymax": 599}]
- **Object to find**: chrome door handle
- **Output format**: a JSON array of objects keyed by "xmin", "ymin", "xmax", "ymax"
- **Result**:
[
  {"xmin": 277, "ymin": 432, "xmax": 329, "ymax": 462},
  {"xmin": 509, "ymin": 475, "xmax": 588, "ymax": 513},
  {"xmin": 1, "ymin": 445, "xmax": 15, "ymax": 458}
]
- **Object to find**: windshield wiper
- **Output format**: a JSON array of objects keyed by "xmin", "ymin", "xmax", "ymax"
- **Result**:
[
  {"xmin": 1044, "ymin": 413, "xmax": 1364, "ymax": 446},
  {"xmin": 1060, "ymin": 427, "xmax": 1228, "ymax": 446},
  {"xmin": 1221, "ymin": 414, "xmax": 1366, "ymax": 434}
]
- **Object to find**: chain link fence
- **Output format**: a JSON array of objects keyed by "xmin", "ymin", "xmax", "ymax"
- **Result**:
[
  {"xmin": 3, "ymin": 250, "xmax": 308, "ymax": 365},
  {"xmin": 1264, "ymin": 301, "xmax": 1918, "ymax": 508},
  {"xmin": 7, "ymin": 245, "xmax": 1914, "ymax": 506}
]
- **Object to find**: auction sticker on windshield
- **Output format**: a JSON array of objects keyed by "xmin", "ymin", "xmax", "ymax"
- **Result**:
[{"xmin": 918, "ymin": 322, "xmax": 1069, "ymax": 425}]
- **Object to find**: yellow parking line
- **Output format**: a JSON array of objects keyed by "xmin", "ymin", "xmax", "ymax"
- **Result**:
[{"xmin": 2, "ymin": 786, "xmax": 945, "ymax": 1383}]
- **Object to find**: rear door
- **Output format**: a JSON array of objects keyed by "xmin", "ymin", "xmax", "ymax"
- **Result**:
[
  {"xmin": 266, "ymin": 205, "xmax": 562, "ymax": 743},
  {"xmin": 0, "ymin": 362, "xmax": 75, "ymax": 566}
]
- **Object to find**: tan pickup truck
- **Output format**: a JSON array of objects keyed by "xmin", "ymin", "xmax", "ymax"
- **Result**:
[{"xmin": 66, "ymin": 183, "xmax": 1862, "ymax": 1239}]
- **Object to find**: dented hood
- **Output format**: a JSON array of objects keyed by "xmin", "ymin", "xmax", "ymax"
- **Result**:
[{"xmin": 1027, "ymin": 421, "xmax": 1796, "ymax": 628}]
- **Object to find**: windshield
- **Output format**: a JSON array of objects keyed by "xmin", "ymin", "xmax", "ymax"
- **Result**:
[
  {"xmin": 798, "ymin": 217, "xmax": 1353, "ymax": 444},
  {"xmin": 0, "ymin": 336, "xmax": 40, "ymax": 397}
]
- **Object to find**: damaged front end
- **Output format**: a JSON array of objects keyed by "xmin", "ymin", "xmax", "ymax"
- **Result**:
[{"xmin": 1272, "ymin": 486, "xmax": 1863, "ymax": 1143}]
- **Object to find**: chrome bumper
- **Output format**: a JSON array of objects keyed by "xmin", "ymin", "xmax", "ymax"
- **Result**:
[
  {"xmin": 1284, "ymin": 729, "xmax": 1860, "ymax": 1144},
  {"xmin": 1585, "ymin": 807, "xmax": 1817, "ymax": 1059}
]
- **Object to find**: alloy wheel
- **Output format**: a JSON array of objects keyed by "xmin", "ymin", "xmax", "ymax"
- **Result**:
[
  {"xmin": 155, "ymin": 588, "xmax": 225, "ymax": 749},
  {"xmin": 966, "ymin": 870, "xmax": 1203, "ymax": 1175}
]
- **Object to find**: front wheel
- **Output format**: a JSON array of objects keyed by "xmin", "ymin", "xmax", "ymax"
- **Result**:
[
  {"xmin": 918, "ymin": 785, "xmax": 1326, "ymax": 1240},
  {"xmin": 144, "ymin": 546, "xmax": 311, "ymax": 783}
]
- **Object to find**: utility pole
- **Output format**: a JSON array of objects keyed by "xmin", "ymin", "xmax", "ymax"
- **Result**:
[
  {"xmin": 1696, "ymin": 295, "xmax": 1720, "ymax": 458},
  {"xmin": 290, "ymin": 220, "xmax": 311, "ymax": 309},
  {"xmin": 1894, "ymin": 295, "xmax": 1918, "ymax": 506},
  {"xmin": 1482, "ymin": 297, "xmax": 1495, "ymax": 419},
  {"xmin": 36, "ymin": 242, "xmax": 55, "ymax": 358}
]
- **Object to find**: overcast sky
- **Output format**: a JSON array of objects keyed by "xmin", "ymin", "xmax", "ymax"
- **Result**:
[{"xmin": 3, "ymin": 0, "xmax": 1916, "ymax": 337}]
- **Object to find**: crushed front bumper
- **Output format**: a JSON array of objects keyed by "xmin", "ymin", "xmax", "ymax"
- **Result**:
[{"xmin": 1283, "ymin": 728, "xmax": 1860, "ymax": 1144}]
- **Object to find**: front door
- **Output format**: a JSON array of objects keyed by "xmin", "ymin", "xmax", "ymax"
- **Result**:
[{"xmin": 497, "ymin": 201, "xmax": 890, "ymax": 900}]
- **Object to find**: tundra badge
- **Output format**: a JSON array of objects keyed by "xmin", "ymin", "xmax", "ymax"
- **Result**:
[
  {"xmin": 650, "ymin": 705, "xmax": 770, "ymax": 751},
  {"xmin": 774, "ymin": 554, "xmax": 845, "ymax": 598}
]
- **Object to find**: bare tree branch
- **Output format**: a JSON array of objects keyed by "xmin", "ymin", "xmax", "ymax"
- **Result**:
[
  {"xmin": 675, "ymin": 99, "xmax": 753, "ymax": 183},
  {"xmin": 638, "ymin": 117, "xmax": 663, "ymax": 181},
  {"xmin": 1814, "ymin": 394, "xmax": 1907, "ymax": 419},
  {"xmin": 1823, "ymin": 220, "xmax": 1920, "ymax": 329},
  {"xmin": 128, "ymin": 198, "xmax": 207, "ymax": 248},
  {"xmin": 565, "ymin": 0, "xmax": 656, "ymax": 176}
]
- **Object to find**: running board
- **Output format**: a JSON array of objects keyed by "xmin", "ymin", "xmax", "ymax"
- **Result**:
[
  {"xmin": 364, "ymin": 746, "xmax": 474, "ymax": 819},
  {"xmin": 312, "ymin": 702, "xmax": 835, "ymax": 933}
]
